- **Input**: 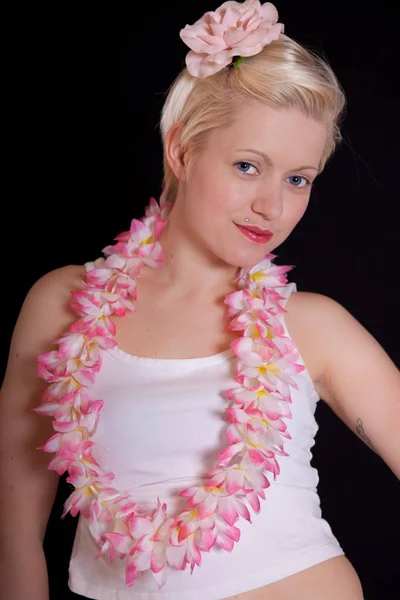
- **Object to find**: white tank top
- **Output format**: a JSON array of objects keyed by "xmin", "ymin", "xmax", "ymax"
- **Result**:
[{"xmin": 68, "ymin": 281, "xmax": 344, "ymax": 600}]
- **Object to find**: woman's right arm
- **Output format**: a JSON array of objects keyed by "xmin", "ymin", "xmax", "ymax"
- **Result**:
[{"xmin": 0, "ymin": 265, "xmax": 85, "ymax": 600}]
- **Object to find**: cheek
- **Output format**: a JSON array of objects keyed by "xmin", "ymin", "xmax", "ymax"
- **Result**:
[
  {"xmin": 186, "ymin": 177, "xmax": 237, "ymax": 224},
  {"xmin": 294, "ymin": 201, "xmax": 309, "ymax": 223},
  {"xmin": 271, "ymin": 199, "xmax": 310, "ymax": 251},
  {"xmin": 184, "ymin": 158, "xmax": 246, "ymax": 230},
  {"xmin": 186, "ymin": 196, "xmax": 229, "ymax": 233},
  {"xmin": 286, "ymin": 191, "xmax": 310, "ymax": 222}
]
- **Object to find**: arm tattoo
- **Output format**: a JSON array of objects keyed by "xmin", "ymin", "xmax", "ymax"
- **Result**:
[{"xmin": 356, "ymin": 418, "xmax": 380, "ymax": 456}]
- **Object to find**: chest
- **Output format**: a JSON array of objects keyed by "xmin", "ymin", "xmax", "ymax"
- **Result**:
[
  {"xmin": 111, "ymin": 287, "xmax": 323, "ymax": 394},
  {"xmin": 112, "ymin": 287, "xmax": 240, "ymax": 359}
]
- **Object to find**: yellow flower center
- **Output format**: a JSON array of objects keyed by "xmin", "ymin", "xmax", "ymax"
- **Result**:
[
  {"xmin": 205, "ymin": 485, "xmax": 224, "ymax": 493},
  {"xmin": 139, "ymin": 236, "xmax": 153, "ymax": 247},
  {"xmin": 71, "ymin": 406, "xmax": 80, "ymax": 419},
  {"xmin": 70, "ymin": 376, "xmax": 81, "ymax": 390},
  {"xmin": 87, "ymin": 484, "xmax": 100, "ymax": 496},
  {"xmin": 257, "ymin": 362, "xmax": 279, "ymax": 375},
  {"xmin": 250, "ymin": 271, "xmax": 267, "ymax": 283},
  {"xmin": 247, "ymin": 438, "xmax": 263, "ymax": 449}
]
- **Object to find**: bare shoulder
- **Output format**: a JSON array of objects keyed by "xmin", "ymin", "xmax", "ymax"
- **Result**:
[
  {"xmin": 285, "ymin": 289, "xmax": 342, "ymax": 330},
  {"xmin": 18, "ymin": 264, "xmax": 85, "ymax": 330},
  {"xmin": 3, "ymin": 264, "xmax": 86, "ymax": 386},
  {"xmin": 27, "ymin": 263, "xmax": 85, "ymax": 308},
  {"xmin": 283, "ymin": 290, "xmax": 344, "ymax": 401}
]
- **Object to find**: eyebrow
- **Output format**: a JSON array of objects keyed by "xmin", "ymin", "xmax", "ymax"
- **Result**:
[{"xmin": 237, "ymin": 148, "xmax": 319, "ymax": 172}]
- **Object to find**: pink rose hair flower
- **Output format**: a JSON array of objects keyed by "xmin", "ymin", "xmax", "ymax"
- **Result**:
[{"xmin": 180, "ymin": 0, "xmax": 284, "ymax": 78}]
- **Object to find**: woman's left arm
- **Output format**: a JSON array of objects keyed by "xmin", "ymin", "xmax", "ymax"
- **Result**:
[{"xmin": 308, "ymin": 294, "xmax": 400, "ymax": 479}]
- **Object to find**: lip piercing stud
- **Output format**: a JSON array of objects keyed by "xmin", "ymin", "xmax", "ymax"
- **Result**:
[{"xmin": 244, "ymin": 218, "xmax": 249, "ymax": 223}]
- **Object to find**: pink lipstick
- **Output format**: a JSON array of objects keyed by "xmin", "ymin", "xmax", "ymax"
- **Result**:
[{"xmin": 235, "ymin": 224, "xmax": 273, "ymax": 245}]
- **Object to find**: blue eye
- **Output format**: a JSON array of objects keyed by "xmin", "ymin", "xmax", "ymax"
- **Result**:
[
  {"xmin": 286, "ymin": 175, "xmax": 309, "ymax": 188},
  {"xmin": 236, "ymin": 162, "xmax": 258, "ymax": 175}
]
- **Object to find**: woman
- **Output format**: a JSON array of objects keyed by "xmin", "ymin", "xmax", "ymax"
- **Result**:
[{"xmin": 1, "ymin": 1, "xmax": 399, "ymax": 599}]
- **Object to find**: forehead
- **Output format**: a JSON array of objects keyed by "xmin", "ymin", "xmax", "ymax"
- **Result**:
[{"xmin": 206, "ymin": 101, "xmax": 327, "ymax": 166}]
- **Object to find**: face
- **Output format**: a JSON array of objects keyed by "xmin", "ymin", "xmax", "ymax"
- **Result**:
[{"xmin": 168, "ymin": 101, "xmax": 327, "ymax": 270}]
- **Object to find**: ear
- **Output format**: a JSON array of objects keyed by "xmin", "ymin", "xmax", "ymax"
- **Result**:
[{"xmin": 164, "ymin": 123, "xmax": 187, "ymax": 182}]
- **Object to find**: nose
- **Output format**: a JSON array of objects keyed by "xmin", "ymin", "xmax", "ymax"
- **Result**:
[{"xmin": 250, "ymin": 182, "xmax": 283, "ymax": 221}]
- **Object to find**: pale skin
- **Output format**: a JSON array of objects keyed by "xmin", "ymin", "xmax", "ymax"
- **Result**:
[{"xmin": 1, "ymin": 102, "xmax": 399, "ymax": 599}]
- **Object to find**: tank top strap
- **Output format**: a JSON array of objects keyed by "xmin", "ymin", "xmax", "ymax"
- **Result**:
[{"xmin": 279, "ymin": 281, "xmax": 297, "ymax": 308}]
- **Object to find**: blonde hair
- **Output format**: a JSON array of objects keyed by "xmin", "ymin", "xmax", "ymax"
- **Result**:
[{"xmin": 159, "ymin": 34, "xmax": 346, "ymax": 205}]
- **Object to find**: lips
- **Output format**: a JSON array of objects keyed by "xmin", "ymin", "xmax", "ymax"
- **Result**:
[
  {"xmin": 235, "ymin": 224, "xmax": 273, "ymax": 245},
  {"xmin": 240, "ymin": 224, "xmax": 273, "ymax": 235}
]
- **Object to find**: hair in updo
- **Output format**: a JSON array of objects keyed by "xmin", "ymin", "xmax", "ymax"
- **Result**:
[{"xmin": 159, "ymin": 34, "xmax": 346, "ymax": 205}]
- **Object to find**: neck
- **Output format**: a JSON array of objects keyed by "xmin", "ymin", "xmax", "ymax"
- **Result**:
[{"xmin": 154, "ymin": 213, "xmax": 240, "ymax": 300}]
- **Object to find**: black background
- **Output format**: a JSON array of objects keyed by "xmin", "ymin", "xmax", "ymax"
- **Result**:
[{"xmin": 2, "ymin": 2, "xmax": 398, "ymax": 599}]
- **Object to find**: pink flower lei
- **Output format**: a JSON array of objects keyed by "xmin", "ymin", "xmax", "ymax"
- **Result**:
[{"xmin": 35, "ymin": 194, "xmax": 305, "ymax": 590}]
